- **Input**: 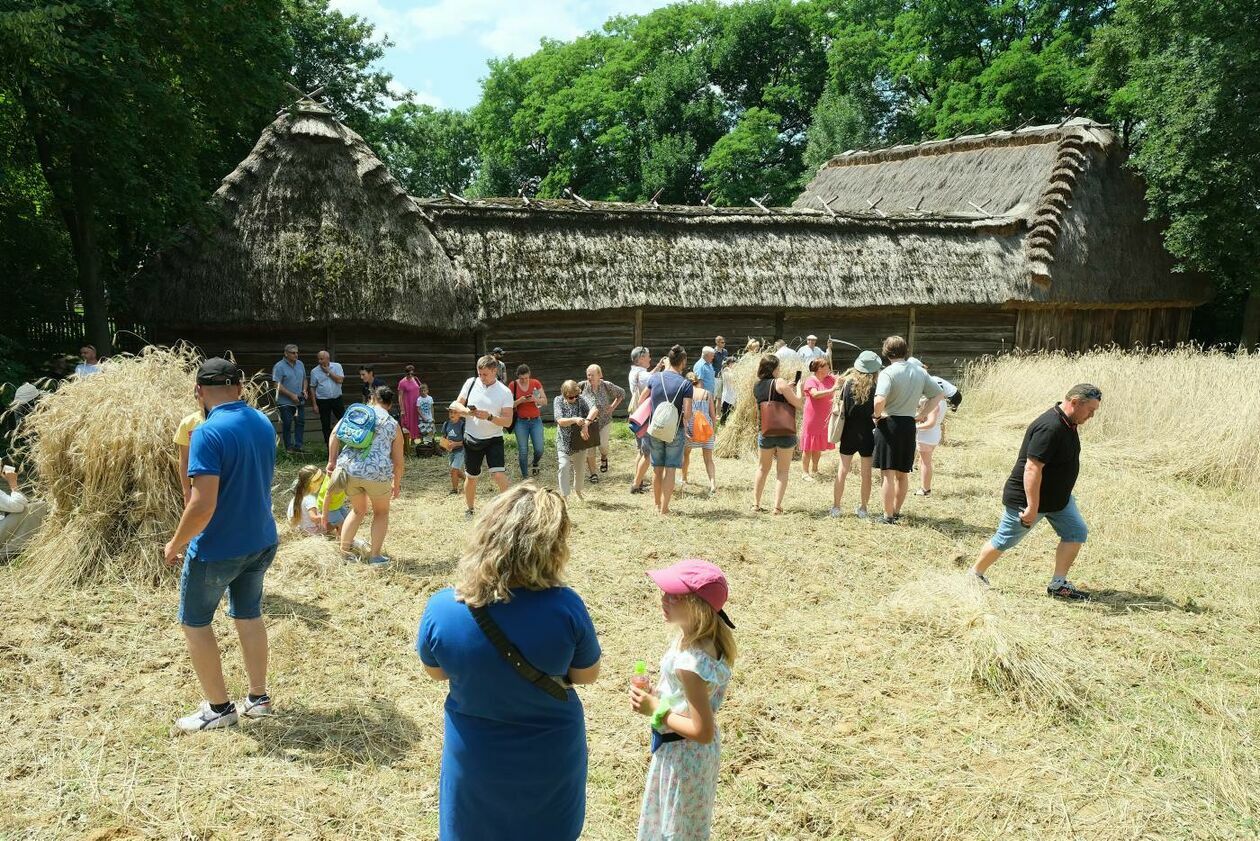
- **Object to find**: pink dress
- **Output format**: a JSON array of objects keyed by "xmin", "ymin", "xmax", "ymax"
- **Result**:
[
  {"xmin": 799, "ymin": 374, "xmax": 836, "ymax": 453},
  {"xmin": 398, "ymin": 376, "xmax": 421, "ymax": 438}
]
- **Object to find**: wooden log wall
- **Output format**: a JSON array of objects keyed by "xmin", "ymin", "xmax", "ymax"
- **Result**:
[
  {"xmin": 1014, "ymin": 306, "xmax": 1194, "ymax": 352},
  {"xmin": 914, "ymin": 308, "xmax": 1018, "ymax": 381}
]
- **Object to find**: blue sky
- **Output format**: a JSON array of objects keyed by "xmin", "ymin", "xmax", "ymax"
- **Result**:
[{"xmin": 330, "ymin": 0, "xmax": 688, "ymax": 111}]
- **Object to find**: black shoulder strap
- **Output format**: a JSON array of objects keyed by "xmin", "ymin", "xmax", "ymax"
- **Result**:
[{"xmin": 467, "ymin": 603, "xmax": 571, "ymax": 702}]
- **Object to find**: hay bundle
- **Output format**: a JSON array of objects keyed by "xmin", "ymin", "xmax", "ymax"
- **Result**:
[
  {"xmin": 714, "ymin": 351, "xmax": 808, "ymax": 458},
  {"xmin": 881, "ymin": 572, "xmax": 1086, "ymax": 714},
  {"xmin": 13, "ymin": 344, "xmax": 266, "ymax": 588}
]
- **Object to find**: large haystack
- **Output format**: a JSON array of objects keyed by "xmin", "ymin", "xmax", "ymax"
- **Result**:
[
  {"xmin": 714, "ymin": 352, "xmax": 809, "ymax": 458},
  {"xmin": 12, "ymin": 345, "xmax": 267, "ymax": 588}
]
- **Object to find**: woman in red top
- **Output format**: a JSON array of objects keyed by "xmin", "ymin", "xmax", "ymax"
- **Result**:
[{"xmin": 510, "ymin": 364, "xmax": 548, "ymax": 478}]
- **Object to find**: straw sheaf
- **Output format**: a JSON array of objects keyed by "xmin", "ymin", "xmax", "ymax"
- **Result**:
[{"xmin": 137, "ymin": 105, "xmax": 474, "ymax": 333}]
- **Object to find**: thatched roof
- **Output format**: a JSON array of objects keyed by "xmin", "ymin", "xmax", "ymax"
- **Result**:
[
  {"xmin": 417, "ymin": 198, "xmax": 1028, "ymax": 319},
  {"xmin": 136, "ymin": 102, "xmax": 473, "ymax": 332},
  {"xmin": 141, "ymin": 111, "xmax": 1207, "ymax": 333},
  {"xmin": 797, "ymin": 118, "xmax": 1208, "ymax": 303}
]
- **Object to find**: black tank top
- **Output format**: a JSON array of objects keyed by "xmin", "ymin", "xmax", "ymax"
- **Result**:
[{"xmin": 754, "ymin": 377, "xmax": 786, "ymax": 404}]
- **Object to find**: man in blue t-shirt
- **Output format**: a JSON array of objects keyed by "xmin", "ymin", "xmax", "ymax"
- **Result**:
[{"xmin": 164, "ymin": 358, "xmax": 279, "ymax": 733}]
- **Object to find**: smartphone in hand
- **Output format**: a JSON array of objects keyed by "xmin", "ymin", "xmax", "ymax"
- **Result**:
[{"xmin": 793, "ymin": 371, "xmax": 802, "ymax": 384}]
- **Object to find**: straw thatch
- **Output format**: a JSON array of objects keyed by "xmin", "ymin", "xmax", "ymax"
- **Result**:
[
  {"xmin": 796, "ymin": 118, "xmax": 1208, "ymax": 303},
  {"xmin": 12, "ymin": 345, "xmax": 269, "ymax": 588},
  {"xmin": 137, "ymin": 102, "xmax": 473, "ymax": 333}
]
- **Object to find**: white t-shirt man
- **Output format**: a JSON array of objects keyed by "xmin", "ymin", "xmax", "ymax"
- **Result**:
[
  {"xmin": 774, "ymin": 344, "xmax": 795, "ymax": 361},
  {"xmin": 797, "ymin": 344, "xmax": 826, "ymax": 361},
  {"xmin": 74, "ymin": 363, "xmax": 100, "ymax": 377},
  {"xmin": 459, "ymin": 376, "xmax": 514, "ymax": 440}
]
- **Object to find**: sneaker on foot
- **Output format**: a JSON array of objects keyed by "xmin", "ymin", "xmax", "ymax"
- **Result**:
[
  {"xmin": 239, "ymin": 695, "xmax": 274, "ymax": 719},
  {"xmin": 915, "ymin": 488, "xmax": 931, "ymax": 496},
  {"xmin": 587, "ymin": 473, "xmax": 600, "ymax": 484},
  {"xmin": 629, "ymin": 485, "xmax": 645, "ymax": 494},
  {"xmin": 855, "ymin": 506, "xmax": 869, "ymax": 519},
  {"xmin": 1047, "ymin": 580, "xmax": 1091, "ymax": 601},
  {"xmin": 532, "ymin": 467, "xmax": 540, "ymax": 477},
  {"xmin": 175, "ymin": 701, "xmax": 238, "ymax": 733},
  {"xmin": 829, "ymin": 506, "xmax": 842, "ymax": 518},
  {"xmin": 464, "ymin": 509, "xmax": 475, "ymax": 521},
  {"xmin": 366, "ymin": 555, "xmax": 390, "ymax": 567},
  {"xmin": 880, "ymin": 515, "xmax": 897, "ymax": 525},
  {"xmin": 448, "ymin": 488, "xmax": 460, "ymax": 495}
]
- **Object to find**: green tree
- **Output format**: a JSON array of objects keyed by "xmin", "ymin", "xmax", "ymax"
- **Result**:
[
  {"xmin": 801, "ymin": 88, "xmax": 878, "ymax": 179},
  {"xmin": 369, "ymin": 103, "xmax": 478, "ymax": 197},
  {"xmin": 1092, "ymin": 0, "xmax": 1260, "ymax": 347},
  {"xmin": 701, "ymin": 107, "xmax": 799, "ymax": 206}
]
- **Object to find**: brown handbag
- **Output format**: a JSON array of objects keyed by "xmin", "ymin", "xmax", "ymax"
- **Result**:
[{"xmin": 758, "ymin": 383, "xmax": 797, "ymax": 437}]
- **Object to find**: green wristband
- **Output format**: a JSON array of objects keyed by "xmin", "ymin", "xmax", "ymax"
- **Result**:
[{"xmin": 651, "ymin": 704, "xmax": 671, "ymax": 730}]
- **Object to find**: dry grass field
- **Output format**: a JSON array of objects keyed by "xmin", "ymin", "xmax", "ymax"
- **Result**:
[{"xmin": 2, "ymin": 349, "xmax": 1258, "ymax": 840}]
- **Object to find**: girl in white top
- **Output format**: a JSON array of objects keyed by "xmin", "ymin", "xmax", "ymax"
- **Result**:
[
  {"xmin": 915, "ymin": 395, "xmax": 945, "ymax": 496},
  {"xmin": 286, "ymin": 465, "xmax": 324, "ymax": 535}
]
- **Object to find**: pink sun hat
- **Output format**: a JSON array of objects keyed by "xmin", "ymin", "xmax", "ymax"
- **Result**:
[{"xmin": 647, "ymin": 558, "xmax": 735, "ymax": 629}]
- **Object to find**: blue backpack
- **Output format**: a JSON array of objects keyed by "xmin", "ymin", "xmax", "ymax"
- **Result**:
[{"xmin": 337, "ymin": 403, "xmax": 377, "ymax": 449}]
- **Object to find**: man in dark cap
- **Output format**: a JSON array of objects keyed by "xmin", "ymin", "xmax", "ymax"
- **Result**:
[
  {"xmin": 491, "ymin": 347, "xmax": 507, "ymax": 384},
  {"xmin": 163, "ymin": 358, "xmax": 279, "ymax": 732},
  {"xmin": 970, "ymin": 383, "xmax": 1102, "ymax": 600}
]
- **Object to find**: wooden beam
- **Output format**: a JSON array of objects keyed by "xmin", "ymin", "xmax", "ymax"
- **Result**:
[
  {"xmin": 774, "ymin": 310, "xmax": 786, "ymax": 342},
  {"xmin": 907, "ymin": 306, "xmax": 918, "ymax": 354},
  {"xmin": 474, "ymin": 327, "xmax": 487, "ymax": 359},
  {"xmin": 633, "ymin": 307, "xmax": 643, "ymax": 348}
]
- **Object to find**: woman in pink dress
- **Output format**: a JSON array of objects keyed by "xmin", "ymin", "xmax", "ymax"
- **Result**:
[
  {"xmin": 398, "ymin": 364, "xmax": 422, "ymax": 450},
  {"xmin": 799, "ymin": 357, "xmax": 838, "ymax": 481}
]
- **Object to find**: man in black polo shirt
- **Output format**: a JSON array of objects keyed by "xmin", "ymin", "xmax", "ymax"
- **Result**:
[{"xmin": 970, "ymin": 383, "xmax": 1102, "ymax": 600}]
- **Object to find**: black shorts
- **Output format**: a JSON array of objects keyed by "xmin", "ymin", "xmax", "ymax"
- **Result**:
[
  {"xmin": 463, "ymin": 435, "xmax": 506, "ymax": 477},
  {"xmin": 872, "ymin": 416, "xmax": 916, "ymax": 472},
  {"xmin": 838, "ymin": 425, "xmax": 874, "ymax": 458}
]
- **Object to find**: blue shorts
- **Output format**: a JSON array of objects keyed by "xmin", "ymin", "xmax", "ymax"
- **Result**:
[
  {"xmin": 326, "ymin": 505, "xmax": 349, "ymax": 527},
  {"xmin": 637, "ymin": 433, "xmax": 652, "ymax": 457},
  {"xmin": 990, "ymin": 496, "xmax": 1088, "ymax": 552},
  {"xmin": 448, "ymin": 448, "xmax": 465, "ymax": 471},
  {"xmin": 648, "ymin": 425, "xmax": 686, "ymax": 469},
  {"xmin": 178, "ymin": 544, "xmax": 278, "ymax": 628},
  {"xmin": 758, "ymin": 433, "xmax": 797, "ymax": 450}
]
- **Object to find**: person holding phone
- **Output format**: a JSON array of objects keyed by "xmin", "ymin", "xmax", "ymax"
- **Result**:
[
  {"xmin": 752, "ymin": 356, "xmax": 804, "ymax": 514},
  {"xmin": 510, "ymin": 364, "xmax": 547, "ymax": 479}
]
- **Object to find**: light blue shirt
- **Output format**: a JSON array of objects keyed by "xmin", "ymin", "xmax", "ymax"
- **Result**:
[
  {"xmin": 309, "ymin": 362, "xmax": 344, "ymax": 399},
  {"xmin": 692, "ymin": 358, "xmax": 715, "ymax": 393},
  {"xmin": 271, "ymin": 358, "xmax": 305, "ymax": 407}
]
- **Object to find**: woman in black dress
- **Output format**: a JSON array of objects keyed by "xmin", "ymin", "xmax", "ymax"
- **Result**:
[{"xmin": 830, "ymin": 350, "xmax": 883, "ymax": 518}]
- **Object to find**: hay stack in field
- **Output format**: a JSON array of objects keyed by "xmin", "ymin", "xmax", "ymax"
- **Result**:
[
  {"xmin": 715, "ymin": 351, "xmax": 808, "ymax": 458},
  {"xmin": 12, "ymin": 345, "xmax": 267, "ymax": 588}
]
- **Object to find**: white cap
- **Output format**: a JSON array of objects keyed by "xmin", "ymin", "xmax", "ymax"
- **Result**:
[
  {"xmin": 13, "ymin": 383, "xmax": 40, "ymax": 406},
  {"xmin": 806, "ymin": 334, "xmax": 818, "ymax": 341}
]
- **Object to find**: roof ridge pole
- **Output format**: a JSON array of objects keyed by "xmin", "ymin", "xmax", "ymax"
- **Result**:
[
  {"xmin": 445, "ymin": 189, "xmax": 471, "ymax": 205},
  {"xmin": 968, "ymin": 200, "xmax": 989, "ymax": 214},
  {"xmin": 648, "ymin": 188, "xmax": 663, "ymax": 208},
  {"xmin": 867, "ymin": 196, "xmax": 886, "ymax": 218},
  {"xmin": 814, "ymin": 194, "xmax": 837, "ymax": 218},
  {"xmin": 750, "ymin": 195, "xmax": 772, "ymax": 214}
]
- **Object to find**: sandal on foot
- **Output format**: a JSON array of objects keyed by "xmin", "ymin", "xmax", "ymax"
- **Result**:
[{"xmin": 600, "ymin": 456, "xmax": 609, "ymax": 473}]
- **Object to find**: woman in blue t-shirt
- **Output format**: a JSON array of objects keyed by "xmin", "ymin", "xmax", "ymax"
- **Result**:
[{"xmin": 417, "ymin": 484, "xmax": 602, "ymax": 841}]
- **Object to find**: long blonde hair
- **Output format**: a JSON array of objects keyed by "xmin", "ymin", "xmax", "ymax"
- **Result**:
[
  {"xmin": 676, "ymin": 594, "xmax": 737, "ymax": 667},
  {"xmin": 843, "ymin": 368, "xmax": 876, "ymax": 404},
  {"xmin": 454, "ymin": 483, "xmax": 571, "ymax": 607},
  {"xmin": 290, "ymin": 465, "xmax": 323, "ymax": 524}
]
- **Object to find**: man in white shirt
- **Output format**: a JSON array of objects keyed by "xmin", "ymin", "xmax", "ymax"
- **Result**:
[
  {"xmin": 797, "ymin": 335, "xmax": 827, "ymax": 361},
  {"xmin": 450, "ymin": 355, "xmax": 514, "ymax": 519},
  {"xmin": 74, "ymin": 344, "xmax": 101, "ymax": 377},
  {"xmin": 308, "ymin": 350, "xmax": 346, "ymax": 447},
  {"xmin": 773, "ymin": 340, "xmax": 795, "ymax": 360},
  {"xmin": 0, "ymin": 464, "xmax": 46, "ymax": 560}
]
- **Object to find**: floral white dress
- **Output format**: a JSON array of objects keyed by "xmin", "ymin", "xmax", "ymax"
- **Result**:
[{"xmin": 637, "ymin": 644, "xmax": 733, "ymax": 841}]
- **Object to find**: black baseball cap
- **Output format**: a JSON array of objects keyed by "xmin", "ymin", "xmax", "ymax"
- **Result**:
[
  {"xmin": 492, "ymin": 347, "xmax": 505, "ymax": 354},
  {"xmin": 197, "ymin": 357, "xmax": 244, "ymax": 385}
]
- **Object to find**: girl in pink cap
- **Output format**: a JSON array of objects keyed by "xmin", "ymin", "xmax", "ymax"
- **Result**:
[{"xmin": 630, "ymin": 558, "xmax": 736, "ymax": 840}]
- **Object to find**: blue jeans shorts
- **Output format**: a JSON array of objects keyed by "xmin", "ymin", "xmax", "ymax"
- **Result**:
[
  {"xmin": 758, "ymin": 433, "xmax": 797, "ymax": 450},
  {"xmin": 448, "ymin": 448, "xmax": 466, "ymax": 471},
  {"xmin": 178, "ymin": 544, "xmax": 278, "ymax": 627},
  {"xmin": 990, "ymin": 496, "xmax": 1088, "ymax": 552},
  {"xmin": 326, "ymin": 505, "xmax": 349, "ymax": 527},
  {"xmin": 648, "ymin": 424, "xmax": 686, "ymax": 469},
  {"xmin": 636, "ymin": 431, "xmax": 652, "ymax": 457}
]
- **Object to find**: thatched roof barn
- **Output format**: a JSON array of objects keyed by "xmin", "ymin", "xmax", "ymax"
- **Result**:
[{"xmin": 140, "ymin": 105, "xmax": 1209, "ymax": 419}]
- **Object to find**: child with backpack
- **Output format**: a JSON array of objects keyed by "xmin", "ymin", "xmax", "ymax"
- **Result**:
[
  {"xmin": 440, "ymin": 405, "xmax": 466, "ymax": 495},
  {"xmin": 680, "ymin": 371, "xmax": 717, "ymax": 496},
  {"xmin": 629, "ymin": 558, "xmax": 736, "ymax": 841}
]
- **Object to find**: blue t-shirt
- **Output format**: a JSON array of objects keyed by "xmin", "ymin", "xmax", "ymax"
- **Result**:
[
  {"xmin": 712, "ymin": 348, "xmax": 729, "ymax": 373},
  {"xmin": 418, "ymin": 586, "xmax": 601, "ymax": 841},
  {"xmin": 186, "ymin": 402, "xmax": 278, "ymax": 562},
  {"xmin": 442, "ymin": 418, "xmax": 465, "ymax": 443},
  {"xmin": 271, "ymin": 359, "xmax": 305, "ymax": 407},
  {"xmin": 692, "ymin": 359, "xmax": 716, "ymax": 393},
  {"xmin": 648, "ymin": 370, "xmax": 694, "ymax": 411}
]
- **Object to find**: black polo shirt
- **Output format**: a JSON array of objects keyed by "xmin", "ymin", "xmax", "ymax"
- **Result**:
[{"xmin": 1002, "ymin": 403, "xmax": 1081, "ymax": 513}]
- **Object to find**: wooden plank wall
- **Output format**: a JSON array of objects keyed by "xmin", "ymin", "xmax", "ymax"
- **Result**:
[
  {"xmin": 642, "ymin": 309, "xmax": 777, "ymax": 358},
  {"xmin": 783, "ymin": 308, "xmax": 909, "ymax": 360},
  {"xmin": 1014, "ymin": 306, "xmax": 1195, "ymax": 352},
  {"xmin": 486, "ymin": 311, "xmax": 635, "ymax": 421},
  {"xmin": 914, "ymin": 308, "xmax": 1017, "ymax": 381}
]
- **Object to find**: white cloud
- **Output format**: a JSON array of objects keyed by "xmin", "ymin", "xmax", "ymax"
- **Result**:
[{"xmin": 383, "ymin": 79, "xmax": 446, "ymax": 109}]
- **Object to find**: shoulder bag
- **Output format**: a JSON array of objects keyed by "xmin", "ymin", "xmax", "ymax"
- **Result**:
[
  {"xmin": 827, "ymin": 381, "xmax": 851, "ymax": 444},
  {"xmin": 757, "ymin": 380, "xmax": 797, "ymax": 438},
  {"xmin": 467, "ymin": 603, "xmax": 572, "ymax": 702}
]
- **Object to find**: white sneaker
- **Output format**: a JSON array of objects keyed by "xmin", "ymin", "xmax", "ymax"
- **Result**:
[
  {"xmin": 855, "ymin": 506, "xmax": 869, "ymax": 519},
  {"xmin": 238, "ymin": 696, "xmax": 274, "ymax": 719},
  {"xmin": 828, "ymin": 507, "xmax": 842, "ymax": 518},
  {"xmin": 174, "ymin": 701, "xmax": 238, "ymax": 734}
]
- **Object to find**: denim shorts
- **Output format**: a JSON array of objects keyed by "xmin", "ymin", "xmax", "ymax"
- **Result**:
[
  {"xmin": 178, "ymin": 544, "xmax": 278, "ymax": 627},
  {"xmin": 758, "ymin": 433, "xmax": 797, "ymax": 450},
  {"xmin": 449, "ymin": 448, "xmax": 466, "ymax": 471},
  {"xmin": 636, "ymin": 432, "xmax": 652, "ymax": 456},
  {"xmin": 648, "ymin": 424, "xmax": 686, "ymax": 469},
  {"xmin": 326, "ymin": 505, "xmax": 349, "ymax": 527},
  {"xmin": 990, "ymin": 496, "xmax": 1088, "ymax": 552}
]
